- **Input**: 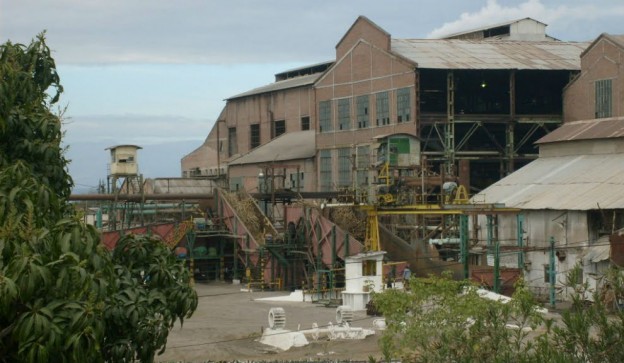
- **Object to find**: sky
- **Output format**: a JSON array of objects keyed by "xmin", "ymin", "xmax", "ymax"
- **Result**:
[{"xmin": 1, "ymin": 0, "xmax": 623, "ymax": 193}]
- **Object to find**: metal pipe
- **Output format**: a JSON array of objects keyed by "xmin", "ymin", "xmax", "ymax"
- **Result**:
[{"xmin": 69, "ymin": 193, "xmax": 214, "ymax": 201}]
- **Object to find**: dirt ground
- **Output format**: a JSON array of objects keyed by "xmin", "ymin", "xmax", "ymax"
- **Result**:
[{"xmin": 157, "ymin": 282, "xmax": 384, "ymax": 362}]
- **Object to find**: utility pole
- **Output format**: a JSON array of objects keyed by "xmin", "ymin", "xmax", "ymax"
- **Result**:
[
  {"xmin": 517, "ymin": 214, "xmax": 524, "ymax": 269},
  {"xmin": 460, "ymin": 214, "xmax": 469, "ymax": 279},
  {"xmin": 549, "ymin": 236, "xmax": 556, "ymax": 308},
  {"xmin": 494, "ymin": 241, "xmax": 500, "ymax": 294}
]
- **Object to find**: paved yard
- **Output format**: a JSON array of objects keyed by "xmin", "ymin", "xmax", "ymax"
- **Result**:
[{"xmin": 157, "ymin": 282, "xmax": 384, "ymax": 362}]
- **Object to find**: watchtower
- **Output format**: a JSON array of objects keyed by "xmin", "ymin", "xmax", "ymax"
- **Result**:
[{"xmin": 106, "ymin": 144, "xmax": 143, "ymax": 194}]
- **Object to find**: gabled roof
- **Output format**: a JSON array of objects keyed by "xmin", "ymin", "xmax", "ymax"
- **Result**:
[
  {"xmin": 474, "ymin": 152, "xmax": 624, "ymax": 210},
  {"xmin": 336, "ymin": 15, "xmax": 390, "ymax": 50},
  {"xmin": 391, "ymin": 39, "xmax": 587, "ymax": 70},
  {"xmin": 537, "ymin": 117, "xmax": 624, "ymax": 144},
  {"xmin": 228, "ymin": 130, "xmax": 316, "ymax": 166},
  {"xmin": 440, "ymin": 17, "xmax": 547, "ymax": 39},
  {"xmin": 581, "ymin": 33, "xmax": 624, "ymax": 58},
  {"xmin": 227, "ymin": 73, "xmax": 321, "ymax": 100}
]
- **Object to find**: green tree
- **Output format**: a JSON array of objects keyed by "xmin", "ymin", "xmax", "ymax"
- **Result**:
[
  {"xmin": 373, "ymin": 267, "xmax": 624, "ymax": 363},
  {"xmin": 0, "ymin": 34, "xmax": 197, "ymax": 362},
  {"xmin": 372, "ymin": 273, "xmax": 543, "ymax": 362},
  {"xmin": 534, "ymin": 266, "xmax": 624, "ymax": 363}
]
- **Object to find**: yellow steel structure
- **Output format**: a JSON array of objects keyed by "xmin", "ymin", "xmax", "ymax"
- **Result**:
[{"xmin": 360, "ymin": 185, "xmax": 520, "ymax": 251}]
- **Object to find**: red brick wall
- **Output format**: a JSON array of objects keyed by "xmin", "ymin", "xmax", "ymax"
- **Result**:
[{"xmin": 564, "ymin": 36, "xmax": 624, "ymax": 121}]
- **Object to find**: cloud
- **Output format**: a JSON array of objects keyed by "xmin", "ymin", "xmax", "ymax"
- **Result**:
[
  {"xmin": 427, "ymin": 0, "xmax": 624, "ymax": 40},
  {"xmin": 1, "ymin": 0, "xmax": 346, "ymax": 64},
  {"xmin": 62, "ymin": 114, "xmax": 212, "ymax": 146}
]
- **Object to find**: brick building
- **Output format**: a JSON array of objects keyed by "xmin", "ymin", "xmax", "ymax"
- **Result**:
[
  {"xmin": 472, "ymin": 32, "xmax": 624, "ymax": 300},
  {"xmin": 564, "ymin": 33, "xmax": 624, "ymax": 121},
  {"xmin": 182, "ymin": 16, "xmax": 587, "ymax": 195}
]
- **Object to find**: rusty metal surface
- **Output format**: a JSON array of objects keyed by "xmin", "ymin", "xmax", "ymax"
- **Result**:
[
  {"xmin": 69, "ymin": 193, "xmax": 214, "ymax": 201},
  {"xmin": 392, "ymin": 39, "xmax": 588, "ymax": 70},
  {"xmin": 100, "ymin": 223, "xmax": 175, "ymax": 250},
  {"xmin": 474, "ymin": 152, "xmax": 624, "ymax": 210},
  {"xmin": 285, "ymin": 205, "xmax": 363, "ymax": 265},
  {"xmin": 471, "ymin": 267, "xmax": 522, "ymax": 296},
  {"xmin": 538, "ymin": 117, "xmax": 624, "ymax": 144},
  {"xmin": 610, "ymin": 234, "xmax": 624, "ymax": 267}
]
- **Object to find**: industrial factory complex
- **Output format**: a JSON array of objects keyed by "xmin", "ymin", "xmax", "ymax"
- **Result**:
[{"xmin": 73, "ymin": 16, "xmax": 624, "ymax": 308}]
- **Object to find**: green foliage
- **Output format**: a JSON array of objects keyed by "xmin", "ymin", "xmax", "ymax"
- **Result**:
[
  {"xmin": 534, "ymin": 266, "xmax": 624, "ymax": 363},
  {"xmin": 374, "ymin": 267, "xmax": 624, "ymax": 363},
  {"xmin": 0, "ymin": 34, "xmax": 197, "ymax": 362},
  {"xmin": 373, "ymin": 273, "xmax": 543, "ymax": 362},
  {"xmin": 104, "ymin": 234, "xmax": 198, "ymax": 362},
  {"xmin": 0, "ymin": 33, "xmax": 71, "ymax": 203}
]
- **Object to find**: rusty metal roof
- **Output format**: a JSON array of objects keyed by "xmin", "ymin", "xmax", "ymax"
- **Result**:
[
  {"xmin": 227, "ymin": 73, "xmax": 320, "ymax": 100},
  {"xmin": 473, "ymin": 152, "xmax": 624, "ymax": 210},
  {"xmin": 537, "ymin": 117, "xmax": 624, "ymax": 144},
  {"xmin": 391, "ymin": 39, "xmax": 588, "ymax": 70},
  {"xmin": 229, "ymin": 130, "xmax": 316, "ymax": 165}
]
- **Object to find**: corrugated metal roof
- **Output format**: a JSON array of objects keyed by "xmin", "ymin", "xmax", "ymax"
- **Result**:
[
  {"xmin": 227, "ymin": 73, "xmax": 320, "ymax": 100},
  {"xmin": 150, "ymin": 178, "xmax": 215, "ymax": 194},
  {"xmin": 275, "ymin": 60, "xmax": 334, "ymax": 77},
  {"xmin": 537, "ymin": 117, "xmax": 624, "ymax": 144},
  {"xmin": 473, "ymin": 152, "xmax": 624, "ymax": 210},
  {"xmin": 440, "ymin": 17, "xmax": 546, "ymax": 39},
  {"xmin": 391, "ymin": 39, "xmax": 588, "ymax": 70},
  {"xmin": 228, "ymin": 130, "xmax": 316, "ymax": 165}
]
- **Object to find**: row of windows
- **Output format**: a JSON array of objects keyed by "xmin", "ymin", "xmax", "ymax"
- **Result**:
[
  {"xmin": 318, "ymin": 147, "xmax": 371, "ymax": 191},
  {"xmin": 319, "ymin": 88, "xmax": 411, "ymax": 133},
  {"xmin": 231, "ymin": 117, "xmax": 311, "ymax": 156},
  {"xmin": 228, "ymin": 88, "xmax": 411, "ymax": 156}
]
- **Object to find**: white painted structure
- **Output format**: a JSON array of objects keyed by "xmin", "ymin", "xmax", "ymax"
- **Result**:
[
  {"xmin": 107, "ymin": 144, "xmax": 141, "ymax": 176},
  {"xmin": 342, "ymin": 251, "xmax": 386, "ymax": 311},
  {"xmin": 472, "ymin": 119, "xmax": 624, "ymax": 300}
]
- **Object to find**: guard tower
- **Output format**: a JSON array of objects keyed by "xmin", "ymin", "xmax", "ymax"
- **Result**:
[{"xmin": 106, "ymin": 144, "xmax": 143, "ymax": 194}]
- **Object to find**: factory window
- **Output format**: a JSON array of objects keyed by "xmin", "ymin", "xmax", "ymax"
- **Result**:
[
  {"xmin": 396, "ymin": 88, "xmax": 411, "ymax": 123},
  {"xmin": 319, "ymin": 100, "xmax": 332, "ymax": 132},
  {"xmin": 357, "ymin": 95, "xmax": 369, "ymax": 128},
  {"xmin": 301, "ymin": 116, "xmax": 310, "ymax": 130},
  {"xmin": 483, "ymin": 25, "xmax": 510, "ymax": 38},
  {"xmin": 543, "ymin": 264, "xmax": 555, "ymax": 283},
  {"xmin": 229, "ymin": 177, "xmax": 242, "ymax": 192},
  {"xmin": 319, "ymin": 150, "xmax": 332, "ymax": 191},
  {"xmin": 337, "ymin": 147, "xmax": 352, "ymax": 188},
  {"xmin": 376, "ymin": 91, "xmax": 390, "ymax": 126},
  {"xmin": 595, "ymin": 79, "xmax": 612, "ymax": 118},
  {"xmin": 338, "ymin": 98, "xmax": 351, "ymax": 130},
  {"xmin": 272, "ymin": 120, "xmax": 285, "ymax": 139},
  {"xmin": 356, "ymin": 145, "xmax": 370, "ymax": 186},
  {"xmin": 289, "ymin": 172, "xmax": 304, "ymax": 189},
  {"xmin": 227, "ymin": 127, "xmax": 237, "ymax": 157},
  {"xmin": 250, "ymin": 124, "xmax": 260, "ymax": 149}
]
